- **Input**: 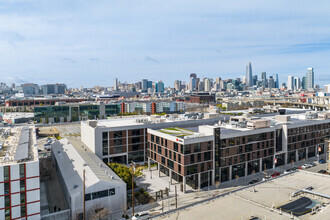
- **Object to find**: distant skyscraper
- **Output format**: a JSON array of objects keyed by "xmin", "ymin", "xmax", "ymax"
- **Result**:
[
  {"xmin": 274, "ymin": 74, "xmax": 279, "ymax": 89},
  {"xmin": 174, "ymin": 80, "xmax": 181, "ymax": 91},
  {"xmin": 294, "ymin": 77, "xmax": 301, "ymax": 90},
  {"xmin": 269, "ymin": 76, "xmax": 275, "ymax": 89},
  {"xmin": 246, "ymin": 62, "xmax": 253, "ymax": 87},
  {"xmin": 155, "ymin": 81, "xmax": 164, "ymax": 93},
  {"xmin": 141, "ymin": 79, "xmax": 148, "ymax": 92},
  {"xmin": 189, "ymin": 73, "xmax": 197, "ymax": 91},
  {"xmin": 114, "ymin": 78, "xmax": 118, "ymax": 91},
  {"xmin": 204, "ymin": 78, "xmax": 211, "ymax": 92},
  {"xmin": 253, "ymin": 75, "xmax": 258, "ymax": 86},
  {"xmin": 261, "ymin": 72, "xmax": 267, "ymax": 88},
  {"xmin": 302, "ymin": 76, "xmax": 306, "ymax": 90},
  {"xmin": 287, "ymin": 76, "xmax": 294, "ymax": 91},
  {"xmin": 306, "ymin": 68, "xmax": 314, "ymax": 91}
]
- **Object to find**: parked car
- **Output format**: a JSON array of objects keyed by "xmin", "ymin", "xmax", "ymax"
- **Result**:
[
  {"xmin": 318, "ymin": 170, "xmax": 327, "ymax": 174},
  {"xmin": 132, "ymin": 211, "xmax": 151, "ymax": 220},
  {"xmin": 284, "ymin": 169, "xmax": 293, "ymax": 174},
  {"xmin": 271, "ymin": 172, "xmax": 280, "ymax": 178},
  {"xmin": 262, "ymin": 175, "xmax": 271, "ymax": 181},
  {"xmin": 319, "ymin": 159, "xmax": 326, "ymax": 164},
  {"xmin": 302, "ymin": 164, "xmax": 312, "ymax": 169}
]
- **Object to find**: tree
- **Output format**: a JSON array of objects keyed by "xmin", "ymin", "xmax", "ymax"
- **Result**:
[{"xmin": 108, "ymin": 163, "xmax": 136, "ymax": 189}]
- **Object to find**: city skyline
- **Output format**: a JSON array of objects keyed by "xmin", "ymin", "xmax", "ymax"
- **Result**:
[{"xmin": 0, "ymin": 1, "xmax": 330, "ymax": 87}]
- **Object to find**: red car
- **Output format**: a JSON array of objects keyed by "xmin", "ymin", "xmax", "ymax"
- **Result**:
[{"xmin": 271, "ymin": 172, "xmax": 280, "ymax": 178}]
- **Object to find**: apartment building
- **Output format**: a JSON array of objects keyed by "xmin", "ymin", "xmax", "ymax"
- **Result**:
[{"xmin": 0, "ymin": 126, "xmax": 40, "ymax": 220}]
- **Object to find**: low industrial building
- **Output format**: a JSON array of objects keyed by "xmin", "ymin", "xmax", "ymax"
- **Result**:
[{"xmin": 51, "ymin": 137, "xmax": 126, "ymax": 219}]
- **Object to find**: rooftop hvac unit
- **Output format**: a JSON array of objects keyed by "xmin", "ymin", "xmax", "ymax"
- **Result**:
[{"xmin": 305, "ymin": 112, "xmax": 318, "ymax": 120}]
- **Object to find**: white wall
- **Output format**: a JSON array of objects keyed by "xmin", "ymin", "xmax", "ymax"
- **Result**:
[
  {"xmin": 81, "ymin": 122, "xmax": 96, "ymax": 154},
  {"xmin": 11, "ymin": 206, "xmax": 21, "ymax": 219},
  {"xmin": 27, "ymin": 189, "xmax": 40, "ymax": 203},
  {"xmin": 26, "ymin": 177, "xmax": 40, "ymax": 191},
  {"xmin": 11, "ymin": 193, "xmax": 20, "ymax": 206},
  {"xmin": 0, "ymin": 167, "xmax": 3, "ymax": 182},
  {"xmin": 0, "ymin": 183, "xmax": 3, "ymax": 196},
  {"xmin": 26, "ymin": 161, "xmax": 39, "ymax": 178},
  {"xmin": 27, "ymin": 202, "xmax": 40, "ymax": 216},
  {"xmin": 11, "ymin": 180, "xmax": 20, "ymax": 194},
  {"xmin": 10, "ymin": 164, "xmax": 19, "ymax": 180}
]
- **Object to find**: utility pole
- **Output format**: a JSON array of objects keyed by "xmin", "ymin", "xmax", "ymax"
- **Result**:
[
  {"xmin": 83, "ymin": 169, "xmax": 85, "ymax": 220},
  {"xmin": 131, "ymin": 161, "xmax": 135, "ymax": 217},
  {"xmin": 175, "ymin": 185, "xmax": 177, "ymax": 209}
]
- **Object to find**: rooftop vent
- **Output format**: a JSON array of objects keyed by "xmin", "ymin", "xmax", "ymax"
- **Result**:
[
  {"xmin": 83, "ymin": 163, "xmax": 88, "ymax": 167},
  {"xmin": 73, "ymin": 185, "xmax": 78, "ymax": 189},
  {"xmin": 99, "ymin": 163, "xmax": 102, "ymax": 167}
]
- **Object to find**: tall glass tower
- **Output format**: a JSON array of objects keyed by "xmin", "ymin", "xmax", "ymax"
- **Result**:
[
  {"xmin": 306, "ymin": 68, "xmax": 314, "ymax": 91},
  {"xmin": 246, "ymin": 62, "xmax": 253, "ymax": 87}
]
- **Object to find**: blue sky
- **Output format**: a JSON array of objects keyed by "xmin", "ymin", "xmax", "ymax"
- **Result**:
[{"xmin": 1, "ymin": 0, "xmax": 330, "ymax": 88}]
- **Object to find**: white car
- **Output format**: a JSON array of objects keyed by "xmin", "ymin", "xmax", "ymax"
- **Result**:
[
  {"xmin": 301, "ymin": 164, "xmax": 312, "ymax": 169},
  {"xmin": 262, "ymin": 175, "xmax": 271, "ymax": 181},
  {"xmin": 132, "ymin": 211, "xmax": 151, "ymax": 220}
]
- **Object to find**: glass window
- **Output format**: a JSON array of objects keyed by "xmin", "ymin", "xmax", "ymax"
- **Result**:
[
  {"xmin": 20, "ymin": 180, "xmax": 25, "ymax": 192},
  {"xmin": 102, "ymin": 132, "xmax": 108, "ymax": 139},
  {"xmin": 5, "ymin": 208, "xmax": 10, "ymax": 220},
  {"xmin": 4, "ymin": 182, "xmax": 9, "ymax": 194},
  {"xmin": 19, "ymin": 164, "xmax": 25, "ymax": 179},
  {"xmin": 113, "ymin": 131, "xmax": 123, "ymax": 138},
  {"xmin": 132, "ymin": 129, "xmax": 140, "ymax": 136},
  {"xmin": 190, "ymin": 155, "xmax": 194, "ymax": 163},
  {"xmin": 5, "ymin": 195, "xmax": 10, "ymax": 207},
  {"xmin": 204, "ymin": 152, "xmax": 211, "ymax": 161},
  {"xmin": 85, "ymin": 193, "xmax": 91, "ymax": 201},
  {"xmin": 174, "ymin": 143, "xmax": 178, "ymax": 152},
  {"xmin": 20, "ymin": 193, "xmax": 26, "ymax": 203},
  {"xmin": 4, "ymin": 166, "xmax": 9, "ymax": 181},
  {"xmin": 193, "ymin": 143, "xmax": 201, "ymax": 153},
  {"xmin": 109, "ymin": 188, "xmax": 115, "ymax": 195}
]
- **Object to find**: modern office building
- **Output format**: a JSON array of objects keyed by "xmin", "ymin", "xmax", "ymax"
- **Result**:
[
  {"xmin": 40, "ymin": 84, "xmax": 67, "ymax": 95},
  {"xmin": 0, "ymin": 126, "xmax": 40, "ymax": 220},
  {"xmin": 246, "ymin": 62, "xmax": 253, "ymax": 87},
  {"xmin": 174, "ymin": 80, "xmax": 182, "ymax": 91},
  {"xmin": 306, "ymin": 68, "xmax": 314, "ymax": 91},
  {"xmin": 155, "ymin": 81, "xmax": 165, "ymax": 93},
  {"xmin": 294, "ymin": 77, "xmax": 301, "ymax": 90},
  {"xmin": 34, "ymin": 102, "xmax": 120, "ymax": 123},
  {"xmin": 141, "ymin": 79, "xmax": 148, "ymax": 93},
  {"xmin": 51, "ymin": 138, "xmax": 126, "ymax": 220},
  {"xmin": 114, "ymin": 78, "xmax": 118, "ymax": 91},
  {"xmin": 287, "ymin": 76, "xmax": 294, "ymax": 91},
  {"xmin": 261, "ymin": 72, "xmax": 267, "ymax": 88},
  {"xmin": 274, "ymin": 74, "xmax": 279, "ymax": 89},
  {"xmin": 146, "ymin": 112, "xmax": 330, "ymax": 192},
  {"xmin": 21, "ymin": 84, "xmax": 39, "ymax": 97},
  {"xmin": 80, "ymin": 115, "xmax": 224, "ymax": 165}
]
